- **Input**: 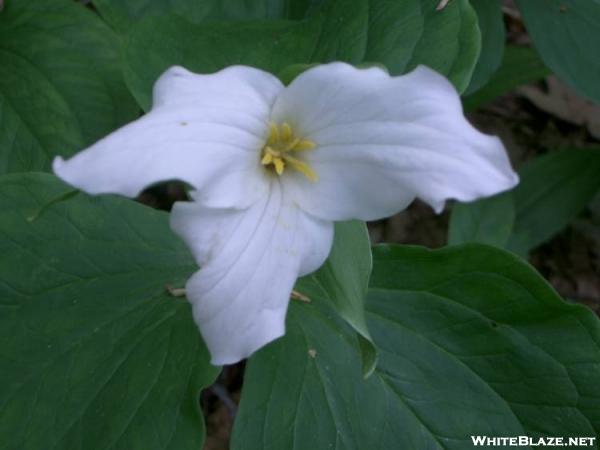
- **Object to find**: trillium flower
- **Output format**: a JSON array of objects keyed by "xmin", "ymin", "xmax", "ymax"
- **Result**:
[{"xmin": 53, "ymin": 62, "xmax": 518, "ymax": 365}]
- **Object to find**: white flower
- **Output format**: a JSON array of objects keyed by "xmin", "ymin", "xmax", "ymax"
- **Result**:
[{"xmin": 53, "ymin": 63, "xmax": 518, "ymax": 365}]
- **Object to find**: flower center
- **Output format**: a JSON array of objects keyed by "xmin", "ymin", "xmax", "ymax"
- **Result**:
[{"xmin": 260, "ymin": 122, "xmax": 317, "ymax": 182}]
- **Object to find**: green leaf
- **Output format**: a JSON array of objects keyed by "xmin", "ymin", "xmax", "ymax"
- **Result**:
[
  {"xmin": 233, "ymin": 244, "xmax": 600, "ymax": 449},
  {"xmin": 365, "ymin": 0, "xmax": 480, "ymax": 92},
  {"xmin": 516, "ymin": 0, "xmax": 600, "ymax": 104},
  {"xmin": 305, "ymin": 0, "xmax": 370, "ymax": 62},
  {"xmin": 464, "ymin": 0, "xmax": 505, "ymax": 95},
  {"xmin": 0, "ymin": 0, "xmax": 138, "ymax": 174},
  {"xmin": 311, "ymin": 0, "xmax": 481, "ymax": 91},
  {"xmin": 507, "ymin": 149, "xmax": 600, "ymax": 256},
  {"xmin": 361, "ymin": 0, "xmax": 424, "ymax": 73},
  {"xmin": 0, "ymin": 173, "xmax": 219, "ymax": 450},
  {"xmin": 124, "ymin": 0, "xmax": 482, "ymax": 110},
  {"xmin": 448, "ymin": 191, "xmax": 515, "ymax": 247},
  {"xmin": 448, "ymin": 150, "xmax": 600, "ymax": 255},
  {"xmin": 402, "ymin": 0, "xmax": 480, "ymax": 93},
  {"xmin": 26, "ymin": 189, "xmax": 80, "ymax": 223},
  {"xmin": 463, "ymin": 45, "xmax": 550, "ymax": 111},
  {"xmin": 304, "ymin": 221, "xmax": 377, "ymax": 378},
  {"xmin": 370, "ymin": 245, "xmax": 600, "ymax": 438},
  {"xmin": 277, "ymin": 63, "xmax": 320, "ymax": 85},
  {"xmin": 123, "ymin": 17, "xmax": 323, "ymax": 111},
  {"xmin": 93, "ymin": 0, "xmax": 292, "ymax": 33}
]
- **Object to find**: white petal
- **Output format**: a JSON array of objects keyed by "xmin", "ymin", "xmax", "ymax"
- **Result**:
[
  {"xmin": 170, "ymin": 181, "xmax": 333, "ymax": 365},
  {"xmin": 53, "ymin": 66, "xmax": 284, "ymax": 209},
  {"xmin": 271, "ymin": 63, "xmax": 518, "ymax": 220}
]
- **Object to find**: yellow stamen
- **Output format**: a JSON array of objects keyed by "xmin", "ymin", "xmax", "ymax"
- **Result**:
[
  {"xmin": 284, "ymin": 155, "xmax": 318, "ymax": 182},
  {"xmin": 294, "ymin": 139, "xmax": 316, "ymax": 151},
  {"xmin": 281, "ymin": 137, "xmax": 300, "ymax": 153},
  {"xmin": 281, "ymin": 122, "xmax": 293, "ymax": 141},
  {"xmin": 273, "ymin": 157, "xmax": 285, "ymax": 175},
  {"xmin": 261, "ymin": 151, "xmax": 274, "ymax": 165},
  {"xmin": 267, "ymin": 123, "xmax": 279, "ymax": 145},
  {"xmin": 260, "ymin": 122, "xmax": 318, "ymax": 182}
]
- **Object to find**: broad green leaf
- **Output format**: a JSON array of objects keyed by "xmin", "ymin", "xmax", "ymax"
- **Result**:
[
  {"xmin": 463, "ymin": 46, "xmax": 550, "ymax": 111},
  {"xmin": 277, "ymin": 63, "xmax": 320, "ymax": 85},
  {"xmin": 507, "ymin": 149, "xmax": 600, "ymax": 256},
  {"xmin": 370, "ymin": 245, "xmax": 600, "ymax": 438},
  {"xmin": 464, "ymin": 0, "xmax": 505, "ymax": 95},
  {"xmin": 448, "ymin": 191, "xmax": 515, "ymax": 247},
  {"xmin": 93, "ymin": 0, "xmax": 292, "ymax": 33},
  {"xmin": 305, "ymin": 221, "xmax": 377, "ymax": 378},
  {"xmin": 0, "ymin": 173, "xmax": 219, "ymax": 450},
  {"xmin": 0, "ymin": 0, "xmax": 138, "ymax": 174},
  {"xmin": 233, "ymin": 244, "xmax": 600, "ymax": 449},
  {"xmin": 311, "ymin": 0, "xmax": 481, "ymax": 90},
  {"xmin": 123, "ymin": 17, "xmax": 323, "ymax": 111},
  {"xmin": 400, "ymin": 0, "xmax": 480, "ymax": 93},
  {"xmin": 448, "ymin": 150, "xmax": 600, "ymax": 255},
  {"xmin": 124, "ymin": 0, "xmax": 482, "ymax": 110},
  {"xmin": 304, "ymin": 0, "xmax": 370, "ymax": 62},
  {"xmin": 361, "ymin": 0, "xmax": 424, "ymax": 73},
  {"xmin": 516, "ymin": 0, "xmax": 600, "ymax": 104},
  {"xmin": 366, "ymin": 0, "xmax": 481, "ymax": 92}
]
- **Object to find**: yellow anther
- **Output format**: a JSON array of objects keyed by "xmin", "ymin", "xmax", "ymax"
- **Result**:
[
  {"xmin": 281, "ymin": 122, "xmax": 293, "ymax": 141},
  {"xmin": 281, "ymin": 138, "xmax": 300, "ymax": 153},
  {"xmin": 267, "ymin": 123, "xmax": 279, "ymax": 145},
  {"xmin": 273, "ymin": 158, "xmax": 285, "ymax": 175},
  {"xmin": 260, "ymin": 122, "xmax": 317, "ymax": 182},
  {"xmin": 294, "ymin": 139, "xmax": 316, "ymax": 151},
  {"xmin": 284, "ymin": 155, "xmax": 318, "ymax": 182},
  {"xmin": 261, "ymin": 152, "xmax": 274, "ymax": 165}
]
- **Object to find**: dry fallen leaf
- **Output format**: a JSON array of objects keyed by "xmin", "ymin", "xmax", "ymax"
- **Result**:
[{"xmin": 518, "ymin": 76, "xmax": 600, "ymax": 140}]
